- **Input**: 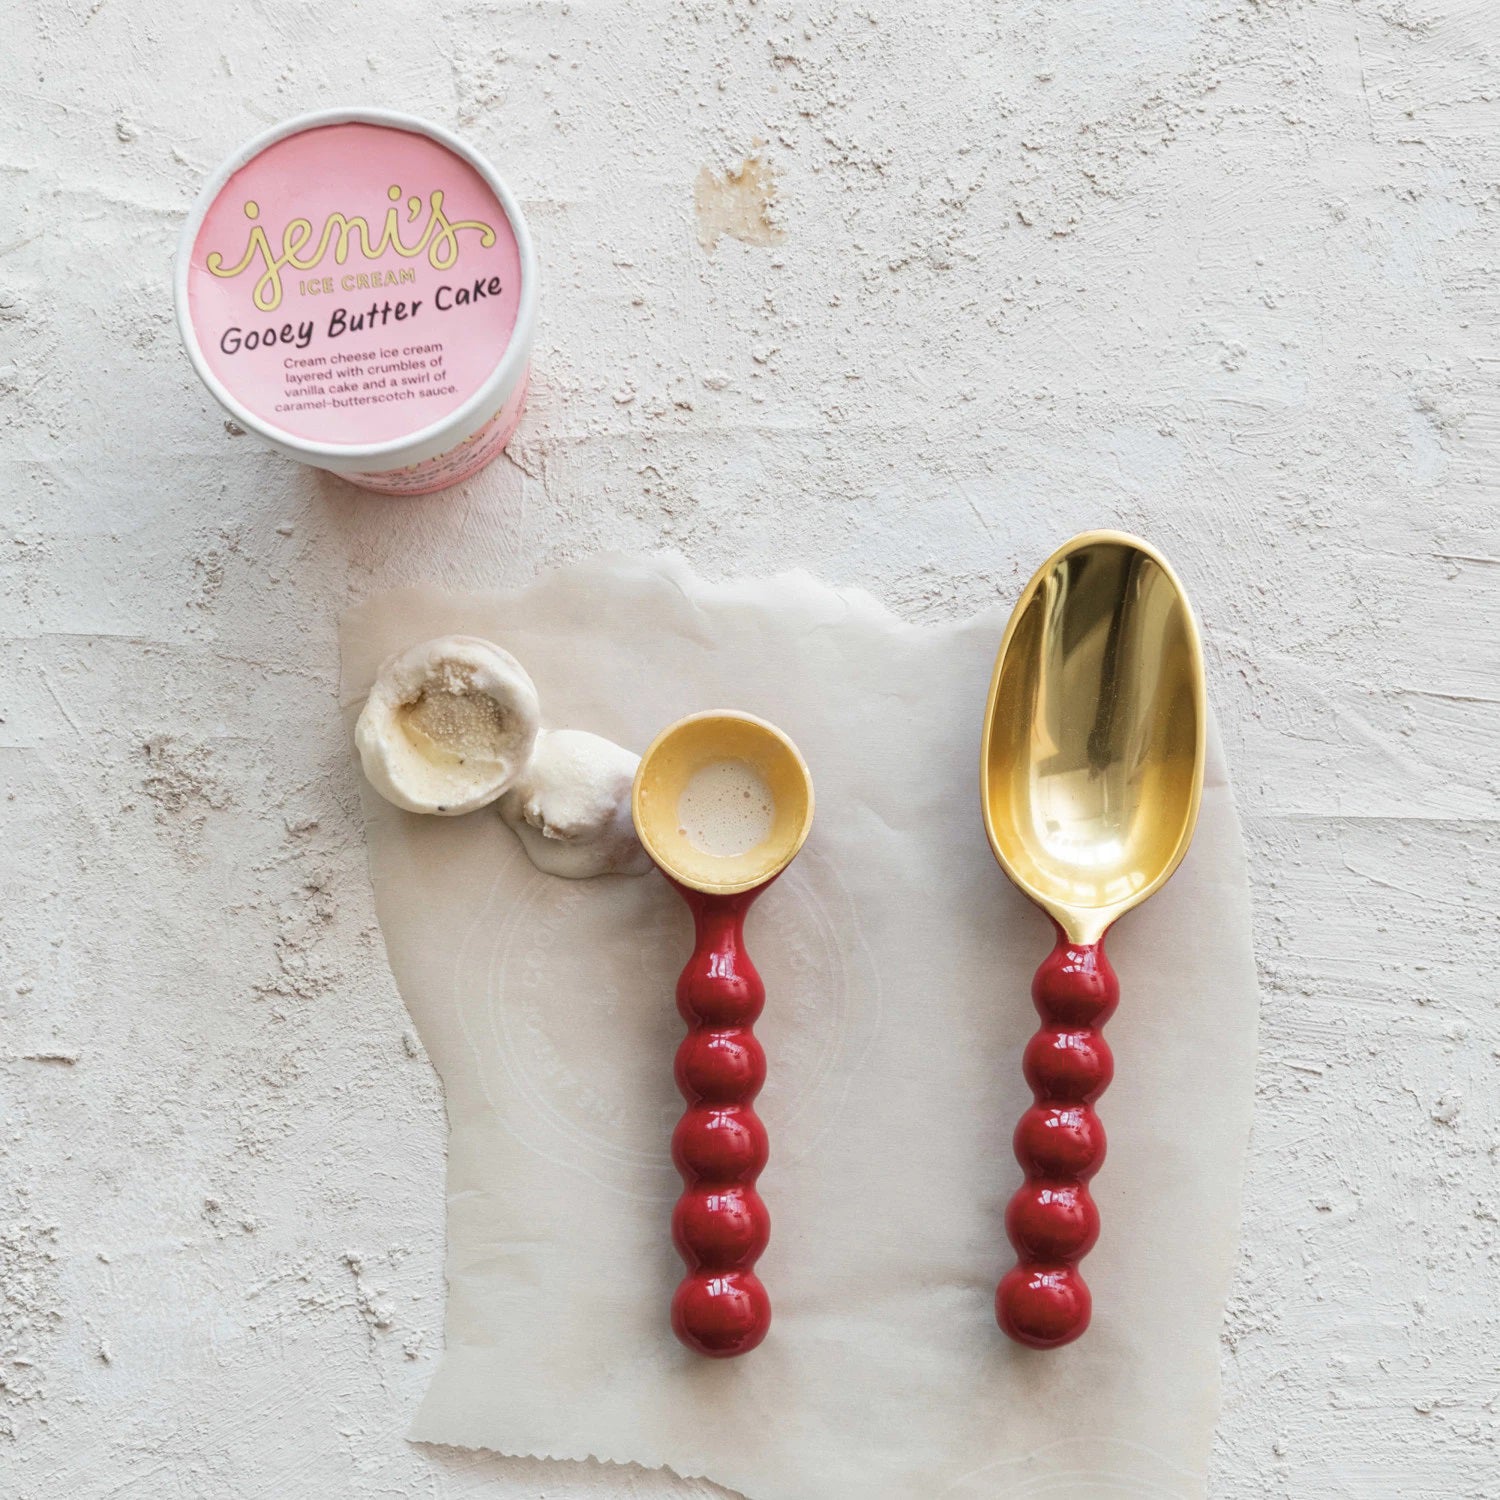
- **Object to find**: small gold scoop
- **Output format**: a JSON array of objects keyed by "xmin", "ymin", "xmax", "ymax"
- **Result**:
[
  {"xmin": 633, "ymin": 711, "xmax": 814, "ymax": 1357},
  {"xmin": 981, "ymin": 531, "xmax": 1205, "ymax": 1348}
]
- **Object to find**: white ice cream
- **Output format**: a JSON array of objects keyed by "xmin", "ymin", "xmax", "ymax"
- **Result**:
[
  {"xmin": 355, "ymin": 636, "xmax": 541, "ymax": 816},
  {"xmin": 355, "ymin": 635, "xmax": 647, "ymax": 878},
  {"xmin": 499, "ymin": 729, "xmax": 650, "ymax": 878}
]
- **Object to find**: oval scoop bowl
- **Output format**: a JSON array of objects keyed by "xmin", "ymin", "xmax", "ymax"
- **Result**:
[{"xmin": 981, "ymin": 530, "xmax": 1206, "ymax": 946}]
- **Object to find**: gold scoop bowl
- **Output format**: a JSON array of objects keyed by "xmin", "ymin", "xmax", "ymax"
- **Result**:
[{"xmin": 980, "ymin": 531, "xmax": 1206, "ymax": 1348}]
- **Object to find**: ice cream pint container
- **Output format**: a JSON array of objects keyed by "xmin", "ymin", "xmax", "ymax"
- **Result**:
[{"xmin": 175, "ymin": 109, "xmax": 537, "ymax": 495}]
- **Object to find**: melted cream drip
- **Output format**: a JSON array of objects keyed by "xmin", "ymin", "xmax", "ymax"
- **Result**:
[
  {"xmin": 499, "ymin": 728, "xmax": 649, "ymax": 878},
  {"xmin": 677, "ymin": 760, "xmax": 774, "ymax": 859}
]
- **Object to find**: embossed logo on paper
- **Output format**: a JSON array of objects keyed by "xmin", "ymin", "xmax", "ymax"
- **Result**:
[{"xmin": 454, "ymin": 848, "xmax": 881, "ymax": 1202}]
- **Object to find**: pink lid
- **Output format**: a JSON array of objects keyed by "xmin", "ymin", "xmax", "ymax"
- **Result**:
[{"xmin": 181, "ymin": 117, "xmax": 527, "ymax": 450}]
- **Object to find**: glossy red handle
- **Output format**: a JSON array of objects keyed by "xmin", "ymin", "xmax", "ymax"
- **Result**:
[
  {"xmin": 668, "ymin": 884, "xmax": 772, "ymax": 1357},
  {"xmin": 997, "ymin": 927, "xmax": 1119, "ymax": 1349}
]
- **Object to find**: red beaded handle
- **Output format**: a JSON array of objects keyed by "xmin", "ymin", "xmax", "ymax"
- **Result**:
[
  {"xmin": 996, "ymin": 926, "xmax": 1119, "ymax": 1349},
  {"xmin": 668, "ymin": 884, "xmax": 773, "ymax": 1358}
]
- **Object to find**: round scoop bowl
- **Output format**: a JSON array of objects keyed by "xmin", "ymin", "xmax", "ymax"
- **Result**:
[
  {"xmin": 981, "ymin": 531, "xmax": 1205, "ymax": 1349},
  {"xmin": 633, "ymin": 712, "xmax": 813, "ymax": 1357},
  {"xmin": 634, "ymin": 711, "xmax": 813, "ymax": 896}
]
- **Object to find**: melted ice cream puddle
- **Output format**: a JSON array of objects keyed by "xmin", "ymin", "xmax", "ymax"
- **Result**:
[
  {"xmin": 677, "ymin": 760, "xmax": 775, "ymax": 859},
  {"xmin": 500, "ymin": 729, "xmax": 649, "ymax": 878}
]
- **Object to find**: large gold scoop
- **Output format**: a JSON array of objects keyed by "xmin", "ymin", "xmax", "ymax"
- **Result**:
[{"xmin": 980, "ymin": 531, "xmax": 1206, "ymax": 1348}]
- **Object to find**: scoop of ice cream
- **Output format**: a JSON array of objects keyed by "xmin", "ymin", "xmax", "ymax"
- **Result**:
[
  {"xmin": 355, "ymin": 635, "xmax": 541, "ymax": 816},
  {"xmin": 499, "ymin": 728, "xmax": 650, "ymax": 878}
]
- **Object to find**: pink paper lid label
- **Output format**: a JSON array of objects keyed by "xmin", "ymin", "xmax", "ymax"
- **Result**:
[{"xmin": 186, "ymin": 121, "xmax": 521, "ymax": 447}]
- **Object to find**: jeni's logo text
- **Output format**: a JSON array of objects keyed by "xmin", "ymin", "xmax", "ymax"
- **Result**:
[{"xmin": 205, "ymin": 186, "xmax": 498, "ymax": 312}]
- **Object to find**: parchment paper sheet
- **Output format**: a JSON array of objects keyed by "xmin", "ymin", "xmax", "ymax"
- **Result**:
[{"xmin": 339, "ymin": 555, "xmax": 1259, "ymax": 1500}]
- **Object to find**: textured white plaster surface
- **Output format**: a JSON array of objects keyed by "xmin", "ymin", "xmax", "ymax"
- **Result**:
[{"xmin": 2, "ymin": 2, "xmax": 1496, "ymax": 1497}]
